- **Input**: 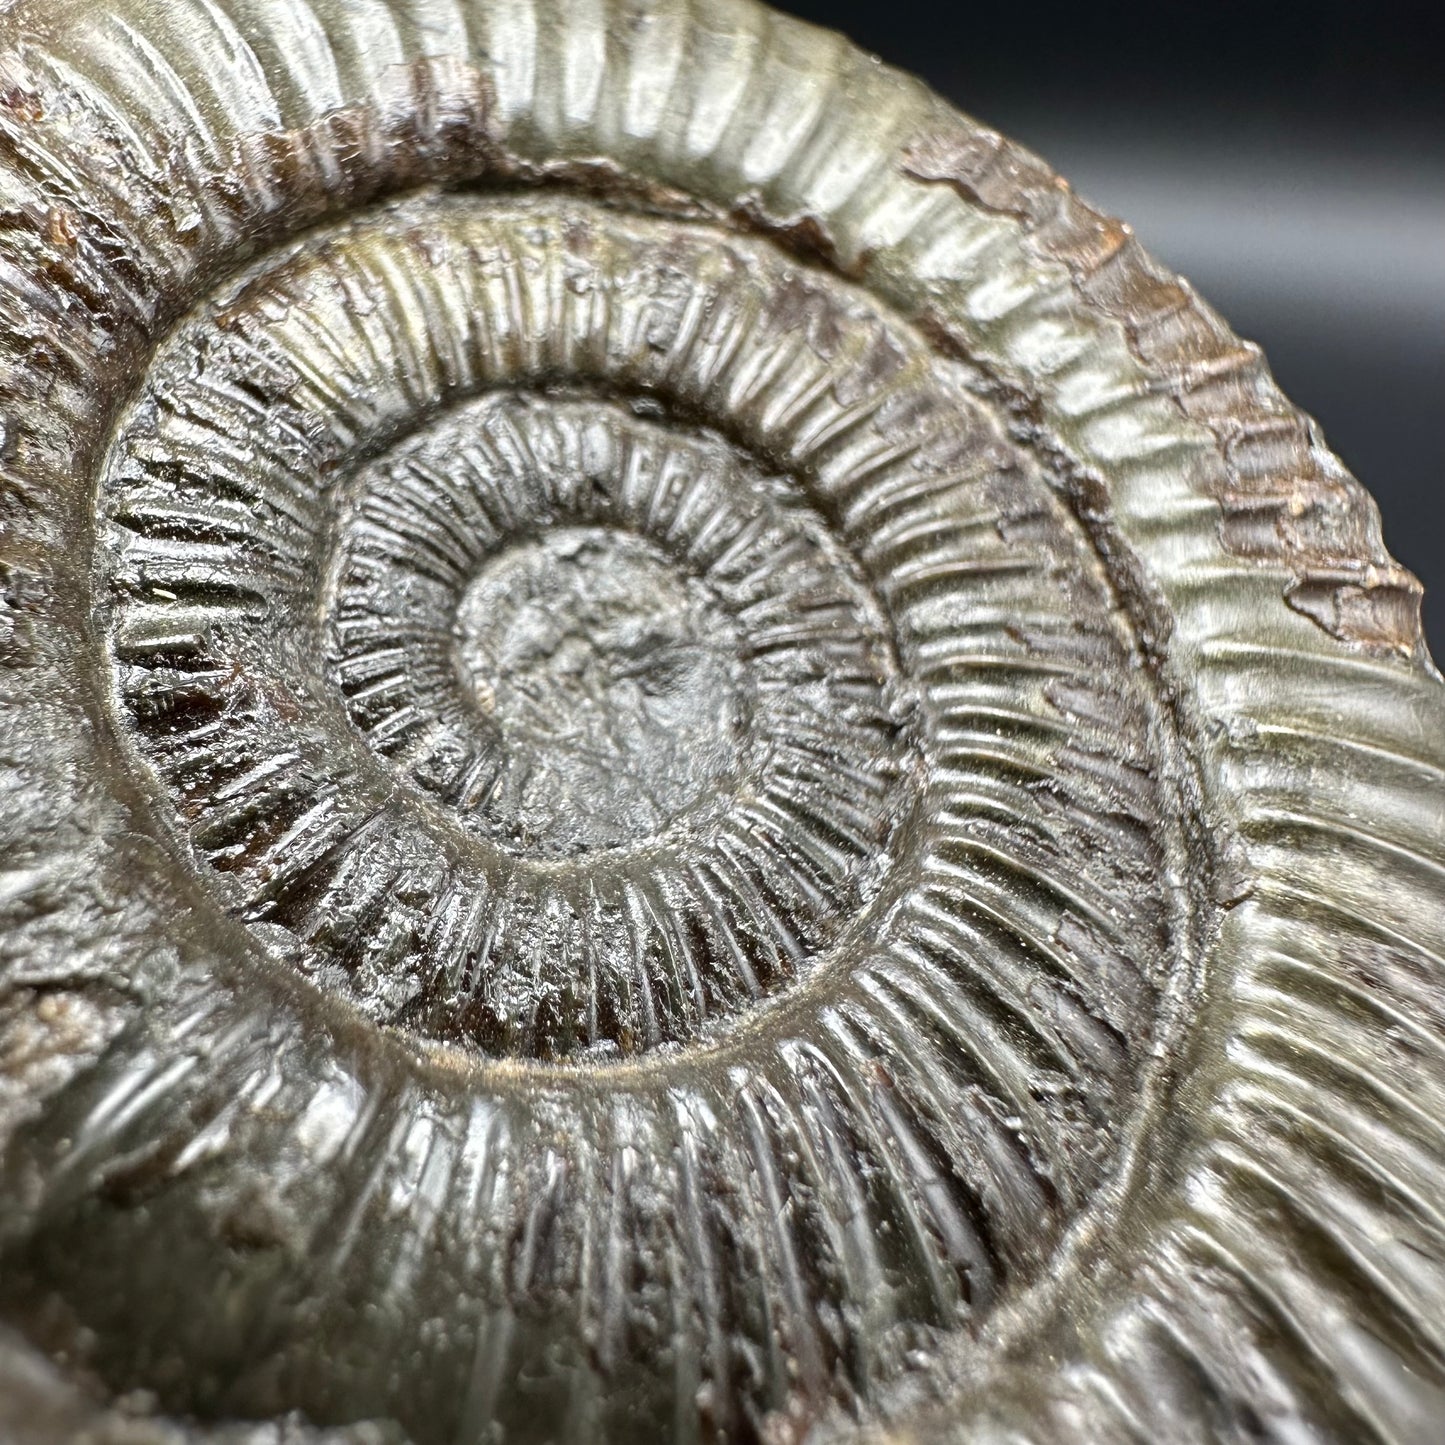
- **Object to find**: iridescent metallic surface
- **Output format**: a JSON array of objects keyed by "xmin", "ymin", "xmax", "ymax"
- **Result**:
[{"xmin": 0, "ymin": 3, "xmax": 1440, "ymax": 1443}]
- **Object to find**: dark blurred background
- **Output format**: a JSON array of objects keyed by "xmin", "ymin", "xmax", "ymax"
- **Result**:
[{"xmin": 778, "ymin": 0, "xmax": 1444, "ymax": 660}]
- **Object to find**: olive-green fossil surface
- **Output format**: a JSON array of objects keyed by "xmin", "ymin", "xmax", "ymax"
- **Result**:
[{"xmin": 0, "ymin": 2, "xmax": 1441, "ymax": 1442}]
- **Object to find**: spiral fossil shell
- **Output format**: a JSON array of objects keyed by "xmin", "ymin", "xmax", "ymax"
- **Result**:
[{"xmin": 0, "ymin": 1, "xmax": 1441, "ymax": 1441}]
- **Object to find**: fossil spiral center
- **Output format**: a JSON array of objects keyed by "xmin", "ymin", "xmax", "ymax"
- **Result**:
[
  {"xmin": 96, "ymin": 194, "xmax": 1174, "ymax": 1089},
  {"xmin": 449, "ymin": 528, "xmax": 744, "ymax": 855},
  {"xmin": 58, "ymin": 160, "xmax": 1206, "ymax": 1443}
]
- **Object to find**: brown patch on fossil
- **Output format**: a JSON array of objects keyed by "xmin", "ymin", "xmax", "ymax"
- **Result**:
[
  {"xmin": 728, "ymin": 192, "xmax": 862, "ymax": 278},
  {"xmin": 230, "ymin": 57, "xmax": 510, "ymax": 237},
  {"xmin": 0, "ymin": 84, "xmax": 43, "ymax": 124},
  {"xmin": 503, "ymin": 154, "xmax": 714, "ymax": 221},
  {"xmin": 1285, "ymin": 571, "xmax": 1426, "ymax": 652},
  {"xmin": 900, "ymin": 129, "xmax": 1429, "ymax": 663}
]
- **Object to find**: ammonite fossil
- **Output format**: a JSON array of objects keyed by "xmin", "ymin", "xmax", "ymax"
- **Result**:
[{"xmin": 0, "ymin": 1, "xmax": 1441, "ymax": 1442}]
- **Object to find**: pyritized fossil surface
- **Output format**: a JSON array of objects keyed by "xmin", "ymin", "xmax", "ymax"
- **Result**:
[{"xmin": 0, "ymin": 2, "xmax": 1441, "ymax": 1443}]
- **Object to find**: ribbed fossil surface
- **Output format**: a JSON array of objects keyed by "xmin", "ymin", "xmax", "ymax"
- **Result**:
[{"xmin": 0, "ymin": 2, "xmax": 1440, "ymax": 1443}]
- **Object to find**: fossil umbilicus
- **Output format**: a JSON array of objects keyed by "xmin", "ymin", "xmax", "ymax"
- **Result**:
[{"xmin": 0, "ymin": 2, "xmax": 1441, "ymax": 1443}]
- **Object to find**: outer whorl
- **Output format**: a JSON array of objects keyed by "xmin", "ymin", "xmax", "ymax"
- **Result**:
[{"xmin": 0, "ymin": 2, "xmax": 1440, "ymax": 1443}]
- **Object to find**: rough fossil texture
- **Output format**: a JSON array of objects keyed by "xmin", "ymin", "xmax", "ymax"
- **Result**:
[{"xmin": 0, "ymin": 2, "xmax": 1440, "ymax": 1443}]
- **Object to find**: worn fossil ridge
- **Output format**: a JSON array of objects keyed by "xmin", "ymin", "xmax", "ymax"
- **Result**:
[{"xmin": 0, "ymin": 2, "xmax": 1441, "ymax": 1443}]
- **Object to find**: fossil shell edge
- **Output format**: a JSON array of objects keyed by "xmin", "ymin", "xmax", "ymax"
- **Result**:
[{"xmin": 0, "ymin": 1, "xmax": 1440, "ymax": 1443}]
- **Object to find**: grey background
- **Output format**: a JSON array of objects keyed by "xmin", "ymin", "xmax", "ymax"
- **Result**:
[{"xmin": 780, "ymin": 0, "xmax": 1445, "ymax": 660}]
